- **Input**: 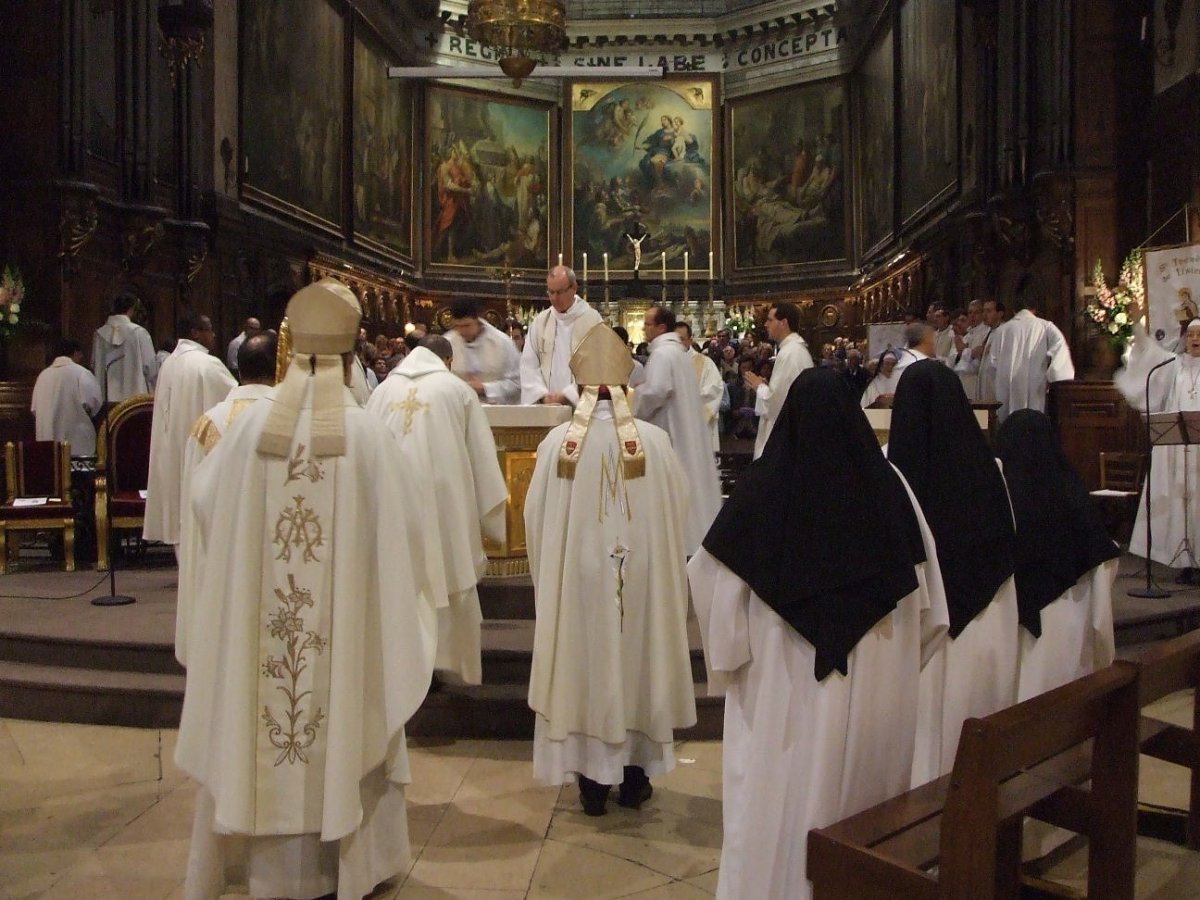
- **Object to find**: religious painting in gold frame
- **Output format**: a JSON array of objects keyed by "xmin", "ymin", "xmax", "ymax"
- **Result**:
[
  {"xmin": 726, "ymin": 77, "xmax": 849, "ymax": 276},
  {"xmin": 568, "ymin": 79, "xmax": 717, "ymax": 279},
  {"xmin": 857, "ymin": 21, "xmax": 895, "ymax": 259},
  {"xmin": 424, "ymin": 85, "xmax": 555, "ymax": 273},
  {"xmin": 240, "ymin": 0, "xmax": 344, "ymax": 233},
  {"xmin": 353, "ymin": 23, "xmax": 413, "ymax": 259}
]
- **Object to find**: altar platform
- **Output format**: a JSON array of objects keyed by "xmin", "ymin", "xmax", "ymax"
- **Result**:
[{"xmin": 0, "ymin": 556, "xmax": 1198, "ymax": 737}]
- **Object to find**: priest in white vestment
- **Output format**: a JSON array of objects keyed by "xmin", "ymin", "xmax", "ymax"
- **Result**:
[
  {"xmin": 31, "ymin": 339, "xmax": 102, "ymax": 457},
  {"xmin": 688, "ymin": 368, "xmax": 949, "ymax": 900},
  {"xmin": 446, "ymin": 297, "xmax": 521, "ymax": 404},
  {"xmin": 888, "ymin": 360, "xmax": 1020, "ymax": 785},
  {"xmin": 742, "ymin": 302, "xmax": 813, "ymax": 458},
  {"xmin": 520, "ymin": 266, "xmax": 603, "ymax": 405},
  {"xmin": 985, "ymin": 302, "xmax": 1074, "ymax": 421},
  {"xmin": 1115, "ymin": 320, "xmax": 1200, "ymax": 578},
  {"xmin": 174, "ymin": 332, "xmax": 277, "ymax": 669},
  {"xmin": 526, "ymin": 323, "xmax": 697, "ymax": 816},
  {"xmin": 634, "ymin": 305, "xmax": 722, "ymax": 555},
  {"xmin": 366, "ymin": 335, "xmax": 507, "ymax": 684},
  {"xmin": 995, "ymin": 410, "xmax": 1118, "ymax": 701},
  {"xmin": 92, "ymin": 294, "xmax": 157, "ymax": 403},
  {"xmin": 930, "ymin": 303, "xmax": 955, "ymax": 363},
  {"xmin": 144, "ymin": 314, "xmax": 237, "ymax": 547},
  {"xmin": 176, "ymin": 279, "xmax": 444, "ymax": 900},
  {"xmin": 677, "ymin": 321, "xmax": 724, "ymax": 451}
]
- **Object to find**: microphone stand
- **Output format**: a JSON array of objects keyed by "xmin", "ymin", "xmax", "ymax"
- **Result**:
[
  {"xmin": 93, "ymin": 352, "xmax": 135, "ymax": 606},
  {"xmin": 1129, "ymin": 355, "xmax": 1176, "ymax": 599}
]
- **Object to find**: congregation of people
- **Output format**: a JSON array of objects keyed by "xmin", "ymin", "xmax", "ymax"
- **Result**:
[{"xmin": 27, "ymin": 263, "xmax": 1189, "ymax": 900}]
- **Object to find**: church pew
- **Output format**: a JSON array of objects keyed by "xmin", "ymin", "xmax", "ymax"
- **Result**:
[
  {"xmin": 807, "ymin": 661, "xmax": 1140, "ymax": 900},
  {"xmin": 1133, "ymin": 627, "xmax": 1200, "ymax": 848}
]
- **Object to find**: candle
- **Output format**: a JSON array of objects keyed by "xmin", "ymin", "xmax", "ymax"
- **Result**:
[
  {"xmin": 603, "ymin": 252, "xmax": 609, "ymax": 283},
  {"xmin": 557, "ymin": 252, "xmax": 563, "ymax": 267},
  {"xmin": 582, "ymin": 252, "xmax": 588, "ymax": 284},
  {"xmin": 662, "ymin": 252, "xmax": 667, "ymax": 280},
  {"xmin": 683, "ymin": 251, "xmax": 689, "ymax": 283},
  {"xmin": 709, "ymin": 250, "xmax": 714, "ymax": 280}
]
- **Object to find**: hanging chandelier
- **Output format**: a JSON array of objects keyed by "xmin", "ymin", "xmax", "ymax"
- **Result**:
[{"xmin": 465, "ymin": 0, "xmax": 567, "ymax": 86}]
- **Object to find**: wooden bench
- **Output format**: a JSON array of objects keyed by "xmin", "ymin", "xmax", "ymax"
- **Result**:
[
  {"xmin": 807, "ymin": 662, "xmax": 1140, "ymax": 899},
  {"xmin": 1133, "ymin": 628, "xmax": 1200, "ymax": 848}
]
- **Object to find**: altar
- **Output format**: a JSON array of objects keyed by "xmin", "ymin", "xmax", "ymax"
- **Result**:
[{"xmin": 482, "ymin": 404, "xmax": 571, "ymax": 576}]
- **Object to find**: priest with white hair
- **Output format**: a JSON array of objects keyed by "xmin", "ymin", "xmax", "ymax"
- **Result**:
[
  {"xmin": 526, "ymin": 323, "xmax": 697, "ymax": 817},
  {"xmin": 366, "ymin": 333, "xmax": 508, "ymax": 684},
  {"xmin": 520, "ymin": 265, "xmax": 602, "ymax": 405},
  {"xmin": 176, "ymin": 278, "xmax": 446, "ymax": 899}
]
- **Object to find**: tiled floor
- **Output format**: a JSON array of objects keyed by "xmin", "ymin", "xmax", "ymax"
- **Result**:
[{"xmin": 0, "ymin": 696, "xmax": 1196, "ymax": 898}]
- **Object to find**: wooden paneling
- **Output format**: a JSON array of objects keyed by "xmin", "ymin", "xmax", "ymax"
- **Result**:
[{"xmin": 1050, "ymin": 381, "xmax": 1146, "ymax": 491}]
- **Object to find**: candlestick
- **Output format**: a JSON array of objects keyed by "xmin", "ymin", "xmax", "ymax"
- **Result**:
[
  {"xmin": 661, "ymin": 252, "xmax": 667, "ymax": 281},
  {"xmin": 683, "ymin": 251, "xmax": 689, "ymax": 283},
  {"xmin": 709, "ymin": 250, "xmax": 714, "ymax": 280},
  {"xmin": 582, "ymin": 252, "xmax": 588, "ymax": 284},
  {"xmin": 603, "ymin": 252, "xmax": 609, "ymax": 283}
]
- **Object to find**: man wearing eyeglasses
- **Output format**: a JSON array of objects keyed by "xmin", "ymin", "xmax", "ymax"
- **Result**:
[{"xmin": 520, "ymin": 265, "xmax": 603, "ymax": 405}]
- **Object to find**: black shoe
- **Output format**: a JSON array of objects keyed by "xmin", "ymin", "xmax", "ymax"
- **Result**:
[
  {"xmin": 581, "ymin": 796, "xmax": 608, "ymax": 817},
  {"xmin": 619, "ymin": 777, "xmax": 657, "ymax": 811},
  {"xmin": 578, "ymin": 775, "xmax": 610, "ymax": 817}
]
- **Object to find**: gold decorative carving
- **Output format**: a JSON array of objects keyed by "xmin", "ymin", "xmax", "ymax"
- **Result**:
[{"xmin": 121, "ymin": 223, "xmax": 165, "ymax": 272}]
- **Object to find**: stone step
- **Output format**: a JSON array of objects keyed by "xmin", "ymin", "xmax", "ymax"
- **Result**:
[
  {"xmin": 0, "ymin": 659, "xmax": 184, "ymax": 729},
  {"xmin": 479, "ymin": 576, "xmax": 535, "ymax": 620},
  {"xmin": 0, "ymin": 632, "xmax": 184, "ymax": 676}
]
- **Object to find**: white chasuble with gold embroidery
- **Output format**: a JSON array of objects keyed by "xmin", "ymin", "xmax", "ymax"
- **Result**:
[{"xmin": 525, "ymin": 404, "xmax": 696, "ymax": 786}]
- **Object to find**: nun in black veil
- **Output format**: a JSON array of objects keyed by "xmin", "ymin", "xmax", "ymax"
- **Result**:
[
  {"xmin": 687, "ymin": 368, "xmax": 949, "ymax": 900},
  {"xmin": 995, "ymin": 409, "xmax": 1119, "ymax": 701},
  {"xmin": 886, "ymin": 359, "xmax": 1020, "ymax": 786}
]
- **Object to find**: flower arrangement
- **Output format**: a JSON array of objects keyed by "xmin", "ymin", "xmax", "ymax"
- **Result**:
[
  {"xmin": 0, "ymin": 265, "xmax": 24, "ymax": 339},
  {"xmin": 1086, "ymin": 249, "xmax": 1144, "ymax": 351},
  {"xmin": 724, "ymin": 305, "xmax": 761, "ymax": 337}
]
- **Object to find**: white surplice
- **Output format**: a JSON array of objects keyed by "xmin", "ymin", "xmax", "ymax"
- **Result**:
[
  {"xmin": 526, "ymin": 404, "xmax": 697, "ymax": 786},
  {"xmin": 1116, "ymin": 328, "xmax": 1200, "ymax": 569},
  {"xmin": 143, "ymin": 340, "xmax": 237, "ymax": 544},
  {"xmin": 633, "ymin": 332, "xmax": 722, "ymax": 554},
  {"xmin": 986, "ymin": 310, "xmax": 1075, "ymax": 421},
  {"xmin": 176, "ymin": 386, "xmax": 443, "ymax": 900},
  {"xmin": 446, "ymin": 318, "xmax": 522, "ymax": 404},
  {"xmin": 174, "ymin": 382, "xmax": 272, "ymax": 667},
  {"xmin": 860, "ymin": 370, "xmax": 902, "ymax": 408},
  {"xmin": 753, "ymin": 332, "xmax": 814, "ymax": 459},
  {"xmin": 934, "ymin": 326, "xmax": 955, "ymax": 364},
  {"xmin": 366, "ymin": 347, "xmax": 508, "ymax": 684},
  {"xmin": 92, "ymin": 314, "xmax": 158, "ymax": 403},
  {"xmin": 911, "ymin": 574, "xmax": 1020, "ymax": 786},
  {"xmin": 30, "ymin": 357, "xmax": 102, "ymax": 456},
  {"xmin": 519, "ymin": 296, "xmax": 603, "ymax": 405},
  {"xmin": 687, "ymin": 469, "xmax": 949, "ymax": 900},
  {"xmin": 684, "ymin": 345, "xmax": 725, "ymax": 451},
  {"xmin": 1016, "ymin": 558, "xmax": 1117, "ymax": 702}
]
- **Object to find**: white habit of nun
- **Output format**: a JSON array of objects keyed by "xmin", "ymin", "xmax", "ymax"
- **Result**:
[
  {"xmin": 176, "ymin": 388, "xmax": 443, "ymax": 900},
  {"xmin": 683, "ymin": 343, "xmax": 725, "ymax": 451},
  {"xmin": 1116, "ymin": 325, "xmax": 1200, "ymax": 570},
  {"xmin": 93, "ymin": 313, "xmax": 158, "ymax": 403},
  {"xmin": 860, "ymin": 366, "xmax": 902, "ymax": 409},
  {"xmin": 633, "ymin": 331, "xmax": 723, "ymax": 554},
  {"xmin": 986, "ymin": 309, "xmax": 1075, "ymax": 421},
  {"xmin": 143, "ymin": 339, "xmax": 236, "ymax": 544},
  {"xmin": 366, "ymin": 347, "xmax": 507, "ymax": 684},
  {"xmin": 753, "ymin": 332, "xmax": 814, "ymax": 458},
  {"xmin": 30, "ymin": 356, "xmax": 102, "ymax": 456},
  {"xmin": 446, "ymin": 318, "xmax": 522, "ymax": 404},
  {"xmin": 687, "ymin": 471, "xmax": 949, "ymax": 900},
  {"xmin": 174, "ymin": 382, "xmax": 272, "ymax": 667},
  {"xmin": 911, "ymin": 571, "xmax": 1020, "ymax": 786},
  {"xmin": 519, "ymin": 295, "xmax": 603, "ymax": 405},
  {"xmin": 526, "ymin": 403, "xmax": 697, "ymax": 787},
  {"xmin": 1016, "ymin": 558, "xmax": 1117, "ymax": 702}
]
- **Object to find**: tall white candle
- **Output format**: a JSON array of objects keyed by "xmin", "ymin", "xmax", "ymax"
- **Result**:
[
  {"xmin": 603, "ymin": 252, "xmax": 609, "ymax": 283},
  {"xmin": 683, "ymin": 251, "xmax": 689, "ymax": 282},
  {"xmin": 709, "ymin": 250, "xmax": 714, "ymax": 280},
  {"xmin": 557, "ymin": 252, "xmax": 563, "ymax": 267},
  {"xmin": 662, "ymin": 252, "xmax": 667, "ymax": 280},
  {"xmin": 582, "ymin": 252, "xmax": 588, "ymax": 283}
]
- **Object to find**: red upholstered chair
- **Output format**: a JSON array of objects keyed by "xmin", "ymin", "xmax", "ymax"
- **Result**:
[
  {"xmin": 95, "ymin": 393, "xmax": 153, "ymax": 571},
  {"xmin": 0, "ymin": 441, "xmax": 76, "ymax": 573}
]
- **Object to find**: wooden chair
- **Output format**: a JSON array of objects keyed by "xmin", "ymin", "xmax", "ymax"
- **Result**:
[
  {"xmin": 0, "ymin": 441, "xmax": 76, "ymax": 573},
  {"xmin": 1091, "ymin": 451, "xmax": 1146, "ymax": 547},
  {"xmin": 1133, "ymin": 628, "xmax": 1200, "ymax": 849},
  {"xmin": 807, "ymin": 661, "xmax": 1140, "ymax": 899},
  {"xmin": 94, "ymin": 393, "xmax": 153, "ymax": 571}
]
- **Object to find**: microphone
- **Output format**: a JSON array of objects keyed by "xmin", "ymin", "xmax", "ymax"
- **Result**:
[{"xmin": 1130, "ymin": 354, "xmax": 1177, "ymax": 599}]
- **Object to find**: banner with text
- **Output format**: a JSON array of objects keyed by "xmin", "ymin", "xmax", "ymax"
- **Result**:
[{"xmin": 1145, "ymin": 243, "xmax": 1200, "ymax": 346}]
